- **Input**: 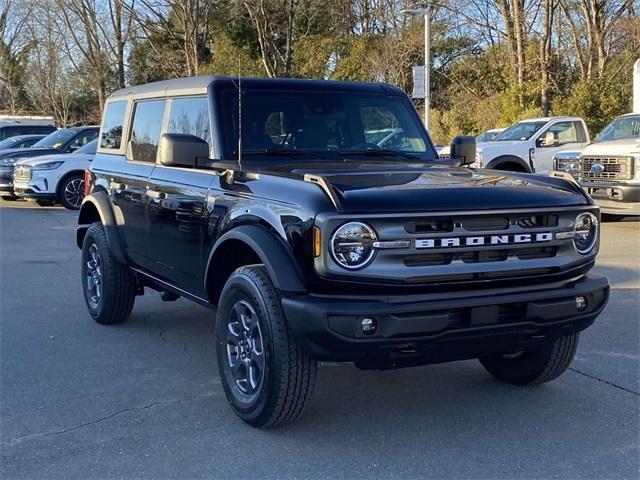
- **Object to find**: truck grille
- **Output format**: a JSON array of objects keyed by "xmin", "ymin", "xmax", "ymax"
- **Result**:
[
  {"xmin": 317, "ymin": 207, "xmax": 596, "ymax": 287},
  {"xmin": 13, "ymin": 165, "xmax": 32, "ymax": 183},
  {"xmin": 581, "ymin": 156, "xmax": 633, "ymax": 181}
]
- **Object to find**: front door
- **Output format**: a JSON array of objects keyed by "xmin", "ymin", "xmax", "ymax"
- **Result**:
[
  {"xmin": 146, "ymin": 167, "xmax": 213, "ymax": 296},
  {"xmin": 534, "ymin": 120, "xmax": 588, "ymax": 174},
  {"xmin": 145, "ymin": 95, "xmax": 213, "ymax": 296}
]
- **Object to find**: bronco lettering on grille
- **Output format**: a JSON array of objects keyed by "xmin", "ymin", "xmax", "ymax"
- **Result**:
[{"xmin": 415, "ymin": 232, "xmax": 553, "ymax": 249}]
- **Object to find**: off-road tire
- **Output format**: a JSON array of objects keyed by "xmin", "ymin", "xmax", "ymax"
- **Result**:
[
  {"xmin": 1, "ymin": 195, "xmax": 17, "ymax": 201},
  {"xmin": 216, "ymin": 265, "xmax": 317, "ymax": 428},
  {"xmin": 81, "ymin": 222, "xmax": 136, "ymax": 325},
  {"xmin": 479, "ymin": 333, "xmax": 579, "ymax": 385}
]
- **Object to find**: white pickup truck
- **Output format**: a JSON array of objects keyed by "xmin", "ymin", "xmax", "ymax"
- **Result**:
[
  {"xmin": 552, "ymin": 113, "xmax": 640, "ymax": 219},
  {"xmin": 473, "ymin": 116, "xmax": 590, "ymax": 174}
]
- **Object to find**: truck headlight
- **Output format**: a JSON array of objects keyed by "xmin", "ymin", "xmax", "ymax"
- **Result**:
[
  {"xmin": 33, "ymin": 161, "xmax": 64, "ymax": 170},
  {"xmin": 553, "ymin": 156, "xmax": 581, "ymax": 175},
  {"xmin": 573, "ymin": 212, "xmax": 598, "ymax": 255},
  {"xmin": 330, "ymin": 222, "xmax": 377, "ymax": 269}
]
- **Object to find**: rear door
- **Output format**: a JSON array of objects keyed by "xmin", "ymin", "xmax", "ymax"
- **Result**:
[
  {"xmin": 109, "ymin": 99, "xmax": 166, "ymax": 268},
  {"xmin": 146, "ymin": 96, "xmax": 213, "ymax": 295}
]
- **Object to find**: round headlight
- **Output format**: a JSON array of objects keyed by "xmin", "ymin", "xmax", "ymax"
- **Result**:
[
  {"xmin": 330, "ymin": 222, "xmax": 377, "ymax": 269},
  {"xmin": 573, "ymin": 212, "xmax": 598, "ymax": 254}
]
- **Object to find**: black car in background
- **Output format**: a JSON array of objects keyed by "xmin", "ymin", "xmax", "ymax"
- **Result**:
[
  {"xmin": 0, "ymin": 134, "xmax": 47, "ymax": 150},
  {"xmin": 0, "ymin": 124, "xmax": 56, "ymax": 141},
  {"xmin": 0, "ymin": 126, "xmax": 99, "ymax": 199}
]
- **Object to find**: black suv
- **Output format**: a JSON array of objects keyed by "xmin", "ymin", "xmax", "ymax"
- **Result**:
[{"xmin": 78, "ymin": 76, "xmax": 609, "ymax": 428}]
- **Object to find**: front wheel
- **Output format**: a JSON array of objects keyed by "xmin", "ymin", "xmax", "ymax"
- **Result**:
[
  {"xmin": 479, "ymin": 333, "xmax": 579, "ymax": 385},
  {"xmin": 216, "ymin": 265, "xmax": 317, "ymax": 428},
  {"xmin": 58, "ymin": 174, "xmax": 85, "ymax": 210},
  {"xmin": 81, "ymin": 222, "xmax": 137, "ymax": 324}
]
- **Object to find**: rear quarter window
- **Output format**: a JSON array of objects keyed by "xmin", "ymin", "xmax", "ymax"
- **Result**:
[{"xmin": 100, "ymin": 100, "xmax": 128, "ymax": 149}]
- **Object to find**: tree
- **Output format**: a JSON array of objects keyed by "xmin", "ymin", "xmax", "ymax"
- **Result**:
[{"xmin": 0, "ymin": 0, "xmax": 32, "ymax": 114}]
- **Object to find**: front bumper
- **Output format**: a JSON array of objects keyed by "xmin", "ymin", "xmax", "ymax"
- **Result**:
[
  {"xmin": 582, "ymin": 182, "xmax": 640, "ymax": 216},
  {"xmin": 13, "ymin": 186, "xmax": 56, "ymax": 200},
  {"xmin": 282, "ymin": 274, "xmax": 609, "ymax": 369}
]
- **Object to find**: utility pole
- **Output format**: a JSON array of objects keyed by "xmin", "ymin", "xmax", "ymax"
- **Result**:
[{"xmin": 401, "ymin": 3, "xmax": 431, "ymax": 131}]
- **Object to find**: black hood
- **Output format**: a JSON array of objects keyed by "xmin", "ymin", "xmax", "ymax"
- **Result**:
[
  {"xmin": 257, "ymin": 162, "xmax": 590, "ymax": 213},
  {"xmin": 0, "ymin": 147, "xmax": 59, "ymax": 161}
]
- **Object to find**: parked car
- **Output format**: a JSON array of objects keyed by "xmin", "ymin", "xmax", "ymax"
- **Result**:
[
  {"xmin": 0, "ymin": 134, "xmax": 47, "ymax": 150},
  {"xmin": 476, "ymin": 128, "xmax": 505, "ymax": 142},
  {"xmin": 0, "ymin": 122, "xmax": 56, "ymax": 141},
  {"xmin": 0, "ymin": 126, "xmax": 99, "ymax": 200},
  {"xmin": 552, "ymin": 113, "xmax": 640, "ymax": 220},
  {"xmin": 78, "ymin": 76, "xmax": 608, "ymax": 428},
  {"xmin": 474, "ymin": 116, "xmax": 590, "ymax": 174},
  {"xmin": 14, "ymin": 139, "xmax": 97, "ymax": 209}
]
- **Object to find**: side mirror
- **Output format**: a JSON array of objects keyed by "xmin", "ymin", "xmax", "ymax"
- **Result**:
[
  {"xmin": 449, "ymin": 135, "xmax": 476, "ymax": 166},
  {"xmin": 538, "ymin": 131, "xmax": 556, "ymax": 147},
  {"xmin": 157, "ymin": 133, "xmax": 209, "ymax": 168}
]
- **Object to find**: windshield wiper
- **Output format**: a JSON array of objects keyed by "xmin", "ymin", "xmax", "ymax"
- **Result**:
[{"xmin": 336, "ymin": 148, "xmax": 420, "ymax": 161}]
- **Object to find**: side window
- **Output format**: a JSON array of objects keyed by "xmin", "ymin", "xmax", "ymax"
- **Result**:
[
  {"xmin": 167, "ymin": 97, "xmax": 210, "ymax": 144},
  {"xmin": 538, "ymin": 121, "xmax": 578, "ymax": 147},
  {"xmin": 129, "ymin": 99, "xmax": 166, "ymax": 163},
  {"xmin": 70, "ymin": 130, "xmax": 98, "ymax": 149},
  {"xmin": 100, "ymin": 100, "xmax": 127, "ymax": 149}
]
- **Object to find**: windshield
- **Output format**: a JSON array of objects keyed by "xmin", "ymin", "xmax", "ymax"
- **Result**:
[
  {"xmin": 76, "ymin": 138, "xmax": 97, "ymax": 154},
  {"xmin": 595, "ymin": 115, "xmax": 640, "ymax": 142},
  {"xmin": 33, "ymin": 129, "xmax": 75, "ymax": 149},
  {"xmin": 0, "ymin": 137, "xmax": 21, "ymax": 149},
  {"xmin": 494, "ymin": 121, "xmax": 547, "ymax": 141},
  {"xmin": 220, "ymin": 89, "xmax": 436, "ymax": 162}
]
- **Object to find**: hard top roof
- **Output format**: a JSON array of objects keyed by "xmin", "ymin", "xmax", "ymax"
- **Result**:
[{"xmin": 107, "ymin": 75, "xmax": 404, "ymax": 101}]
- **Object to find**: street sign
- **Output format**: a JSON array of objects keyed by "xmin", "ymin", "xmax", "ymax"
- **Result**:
[{"xmin": 412, "ymin": 66, "xmax": 425, "ymax": 99}]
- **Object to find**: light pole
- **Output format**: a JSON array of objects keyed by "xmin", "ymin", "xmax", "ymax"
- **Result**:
[{"xmin": 401, "ymin": 4, "xmax": 431, "ymax": 132}]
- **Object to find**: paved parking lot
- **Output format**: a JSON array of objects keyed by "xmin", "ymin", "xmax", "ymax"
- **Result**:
[{"xmin": 1, "ymin": 199, "xmax": 639, "ymax": 479}]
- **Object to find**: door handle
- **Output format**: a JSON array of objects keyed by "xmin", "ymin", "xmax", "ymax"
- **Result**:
[
  {"xmin": 146, "ymin": 189, "xmax": 166, "ymax": 200},
  {"xmin": 109, "ymin": 181, "xmax": 125, "ymax": 191}
]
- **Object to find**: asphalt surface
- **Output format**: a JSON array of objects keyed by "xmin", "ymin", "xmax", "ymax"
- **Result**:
[{"xmin": 1, "ymin": 199, "xmax": 639, "ymax": 479}]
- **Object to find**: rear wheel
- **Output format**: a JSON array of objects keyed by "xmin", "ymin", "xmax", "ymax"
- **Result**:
[
  {"xmin": 216, "ymin": 265, "xmax": 317, "ymax": 428},
  {"xmin": 58, "ymin": 173, "xmax": 85, "ymax": 210},
  {"xmin": 479, "ymin": 333, "xmax": 579, "ymax": 385},
  {"xmin": 81, "ymin": 222, "xmax": 137, "ymax": 324}
]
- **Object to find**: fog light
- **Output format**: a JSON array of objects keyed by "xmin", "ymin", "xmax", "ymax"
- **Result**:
[
  {"xmin": 575, "ymin": 296, "xmax": 587, "ymax": 311},
  {"xmin": 360, "ymin": 317, "xmax": 377, "ymax": 335}
]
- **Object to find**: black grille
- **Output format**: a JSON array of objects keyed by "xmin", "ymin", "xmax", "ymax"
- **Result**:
[
  {"xmin": 461, "ymin": 217, "xmax": 509, "ymax": 231},
  {"xmin": 406, "ymin": 218, "xmax": 453, "ymax": 233},
  {"xmin": 404, "ymin": 247, "xmax": 558, "ymax": 267},
  {"xmin": 582, "ymin": 156, "xmax": 633, "ymax": 181}
]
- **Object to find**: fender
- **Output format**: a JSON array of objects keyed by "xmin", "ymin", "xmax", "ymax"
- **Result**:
[
  {"xmin": 205, "ymin": 224, "xmax": 307, "ymax": 294},
  {"xmin": 77, "ymin": 190, "xmax": 126, "ymax": 264},
  {"xmin": 485, "ymin": 155, "xmax": 532, "ymax": 173}
]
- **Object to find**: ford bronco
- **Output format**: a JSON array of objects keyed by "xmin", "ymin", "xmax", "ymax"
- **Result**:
[{"xmin": 77, "ymin": 76, "xmax": 609, "ymax": 428}]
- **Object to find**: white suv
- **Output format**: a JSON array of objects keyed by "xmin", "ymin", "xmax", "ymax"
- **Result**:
[
  {"xmin": 13, "ymin": 139, "xmax": 97, "ymax": 209},
  {"xmin": 474, "ymin": 116, "xmax": 590, "ymax": 174}
]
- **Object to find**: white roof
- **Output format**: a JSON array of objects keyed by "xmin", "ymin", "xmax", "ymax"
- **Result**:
[
  {"xmin": 108, "ymin": 75, "xmax": 217, "ymax": 101},
  {"xmin": 520, "ymin": 116, "xmax": 583, "ymax": 123}
]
